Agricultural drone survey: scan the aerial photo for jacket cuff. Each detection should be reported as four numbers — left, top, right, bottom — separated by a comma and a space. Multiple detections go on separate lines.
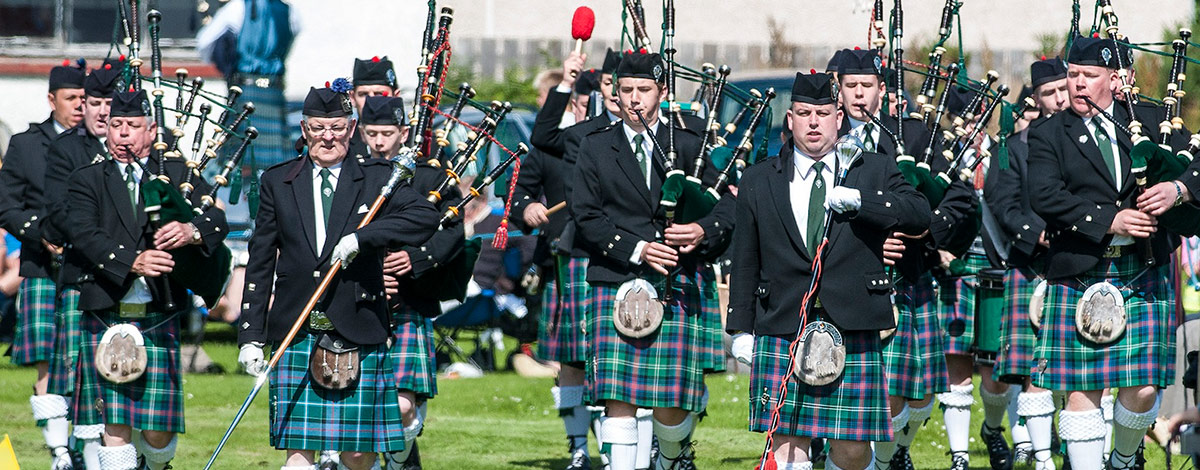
1070, 204, 1118, 244
853, 188, 901, 231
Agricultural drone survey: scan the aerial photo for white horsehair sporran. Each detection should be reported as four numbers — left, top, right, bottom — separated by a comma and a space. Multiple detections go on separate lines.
1028, 278, 1047, 329
1075, 281, 1127, 344
94, 323, 149, 384
792, 320, 846, 386
613, 278, 665, 338
880, 294, 899, 340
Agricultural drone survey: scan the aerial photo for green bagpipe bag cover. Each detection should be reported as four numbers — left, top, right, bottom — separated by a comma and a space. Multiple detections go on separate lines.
141, 178, 233, 307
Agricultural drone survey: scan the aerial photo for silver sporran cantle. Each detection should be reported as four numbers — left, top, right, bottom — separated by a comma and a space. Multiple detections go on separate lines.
1028, 278, 1047, 329
613, 278, 665, 338
1075, 281, 1127, 344
792, 320, 847, 386
94, 323, 148, 384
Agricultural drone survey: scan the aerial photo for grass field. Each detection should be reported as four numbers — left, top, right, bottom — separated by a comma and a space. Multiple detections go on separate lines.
0, 332, 1172, 470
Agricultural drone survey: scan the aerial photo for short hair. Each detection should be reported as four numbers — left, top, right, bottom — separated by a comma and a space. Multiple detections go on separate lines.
534, 69, 565, 94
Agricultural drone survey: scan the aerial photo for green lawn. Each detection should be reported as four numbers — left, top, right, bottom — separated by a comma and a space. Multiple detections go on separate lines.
0, 336, 1170, 469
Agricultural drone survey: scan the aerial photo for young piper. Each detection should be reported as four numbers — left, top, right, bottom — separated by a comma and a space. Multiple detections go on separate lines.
728, 70, 928, 470
348, 56, 400, 159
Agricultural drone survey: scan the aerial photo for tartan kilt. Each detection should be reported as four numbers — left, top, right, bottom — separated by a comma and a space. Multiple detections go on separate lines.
236, 82, 289, 168
390, 308, 437, 399
697, 267, 727, 373
1032, 254, 1176, 391
73, 310, 184, 432
537, 256, 590, 364
48, 289, 83, 397
994, 268, 1040, 383
912, 274, 950, 394
269, 332, 405, 453
748, 331, 891, 442
587, 270, 708, 412
938, 252, 991, 355
884, 278, 926, 400
12, 277, 57, 365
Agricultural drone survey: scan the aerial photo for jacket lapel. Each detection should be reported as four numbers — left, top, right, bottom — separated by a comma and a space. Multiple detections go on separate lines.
1111, 106, 1136, 192
286, 159, 319, 256
768, 144, 809, 259
318, 157, 365, 260
103, 162, 138, 239
1065, 114, 1117, 188
609, 130, 652, 206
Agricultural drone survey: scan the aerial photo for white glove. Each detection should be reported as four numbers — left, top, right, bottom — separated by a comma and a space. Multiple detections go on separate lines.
238, 342, 266, 377
825, 186, 862, 214
331, 233, 360, 266
730, 332, 754, 366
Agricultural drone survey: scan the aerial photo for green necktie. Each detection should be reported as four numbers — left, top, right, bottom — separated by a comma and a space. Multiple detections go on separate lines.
632, 133, 649, 185
123, 164, 137, 212
319, 168, 334, 224
862, 123, 876, 152
1091, 120, 1118, 185
807, 160, 827, 256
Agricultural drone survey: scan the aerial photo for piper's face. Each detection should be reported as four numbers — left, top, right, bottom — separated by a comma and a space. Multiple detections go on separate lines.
1034, 78, 1069, 115
352, 85, 395, 115
599, 73, 620, 115
1067, 64, 1118, 117
787, 101, 842, 158
840, 74, 883, 121
83, 96, 112, 137
49, 88, 85, 129
106, 116, 155, 163
362, 124, 409, 159
617, 77, 665, 125
303, 116, 355, 167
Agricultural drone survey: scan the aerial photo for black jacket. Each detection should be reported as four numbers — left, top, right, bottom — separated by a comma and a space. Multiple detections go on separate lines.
65, 158, 228, 312
238, 154, 438, 346
984, 129, 1046, 269
727, 139, 929, 335
1029, 103, 1189, 279
43, 126, 109, 287
570, 121, 735, 284
0, 118, 60, 278
389, 161, 465, 317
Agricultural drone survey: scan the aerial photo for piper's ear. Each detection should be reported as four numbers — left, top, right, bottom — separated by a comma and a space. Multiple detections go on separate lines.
399, 126, 411, 144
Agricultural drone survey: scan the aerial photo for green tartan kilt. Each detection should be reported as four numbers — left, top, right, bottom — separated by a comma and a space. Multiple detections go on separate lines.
73, 310, 184, 432
270, 332, 406, 453
748, 331, 891, 442
390, 308, 437, 399
695, 266, 726, 373
912, 274, 950, 394
12, 277, 57, 365
939, 252, 991, 355
587, 270, 708, 412
994, 268, 1041, 383
884, 278, 926, 400
48, 289, 83, 397
1032, 255, 1176, 391
537, 256, 590, 364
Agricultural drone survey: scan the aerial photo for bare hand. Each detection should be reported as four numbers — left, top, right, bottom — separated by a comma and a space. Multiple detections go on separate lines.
384, 274, 399, 300
641, 242, 679, 275
41, 240, 62, 255
132, 250, 174, 277
1168, 407, 1200, 434
937, 249, 957, 270
383, 250, 413, 277
522, 202, 550, 228
1137, 181, 1184, 216
1038, 231, 1050, 248
560, 51, 587, 88
1109, 209, 1157, 238
664, 223, 706, 253
154, 221, 196, 251
883, 237, 905, 266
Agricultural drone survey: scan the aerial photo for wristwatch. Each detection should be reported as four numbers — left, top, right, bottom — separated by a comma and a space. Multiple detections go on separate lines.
188, 223, 202, 243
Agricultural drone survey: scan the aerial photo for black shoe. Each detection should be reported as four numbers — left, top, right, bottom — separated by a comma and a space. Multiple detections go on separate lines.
810, 437, 827, 466
564, 450, 590, 470
659, 442, 697, 470
950, 451, 970, 470
888, 446, 915, 470
1105, 446, 1146, 470
981, 424, 1014, 470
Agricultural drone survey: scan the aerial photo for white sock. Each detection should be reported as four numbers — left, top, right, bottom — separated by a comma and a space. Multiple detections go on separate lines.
939, 384, 975, 457
980, 386, 1010, 429
136, 433, 177, 470
653, 414, 695, 467
873, 404, 909, 468
895, 401, 933, 450
1008, 388, 1031, 451
602, 416, 639, 470
386, 413, 424, 467
590, 407, 610, 469
635, 408, 653, 470
1019, 391, 1056, 470
555, 386, 590, 455
1059, 409, 1107, 470
31, 394, 71, 450
97, 444, 138, 470
1110, 397, 1159, 469
781, 462, 814, 470
1101, 393, 1115, 456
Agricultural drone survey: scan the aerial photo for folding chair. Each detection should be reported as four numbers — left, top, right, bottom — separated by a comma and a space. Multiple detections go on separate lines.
433, 287, 502, 372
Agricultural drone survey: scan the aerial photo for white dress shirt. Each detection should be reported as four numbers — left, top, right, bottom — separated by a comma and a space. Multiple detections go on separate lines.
791, 147, 835, 245
848, 116, 881, 153
1082, 103, 1122, 190
624, 120, 661, 264
116, 158, 153, 304
312, 161, 343, 253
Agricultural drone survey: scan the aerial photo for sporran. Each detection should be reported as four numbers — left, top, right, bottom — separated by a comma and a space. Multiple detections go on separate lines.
792, 320, 847, 386
1075, 281, 1127, 344
94, 323, 148, 384
613, 278, 664, 338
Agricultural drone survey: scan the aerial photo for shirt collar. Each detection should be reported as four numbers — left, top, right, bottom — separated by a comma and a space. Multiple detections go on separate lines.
847, 116, 867, 130
792, 146, 833, 180
52, 120, 68, 135
1082, 102, 1117, 128
312, 159, 344, 177
622, 121, 659, 148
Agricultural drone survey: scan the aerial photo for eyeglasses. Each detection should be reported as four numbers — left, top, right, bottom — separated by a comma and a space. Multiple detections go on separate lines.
306, 125, 349, 137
